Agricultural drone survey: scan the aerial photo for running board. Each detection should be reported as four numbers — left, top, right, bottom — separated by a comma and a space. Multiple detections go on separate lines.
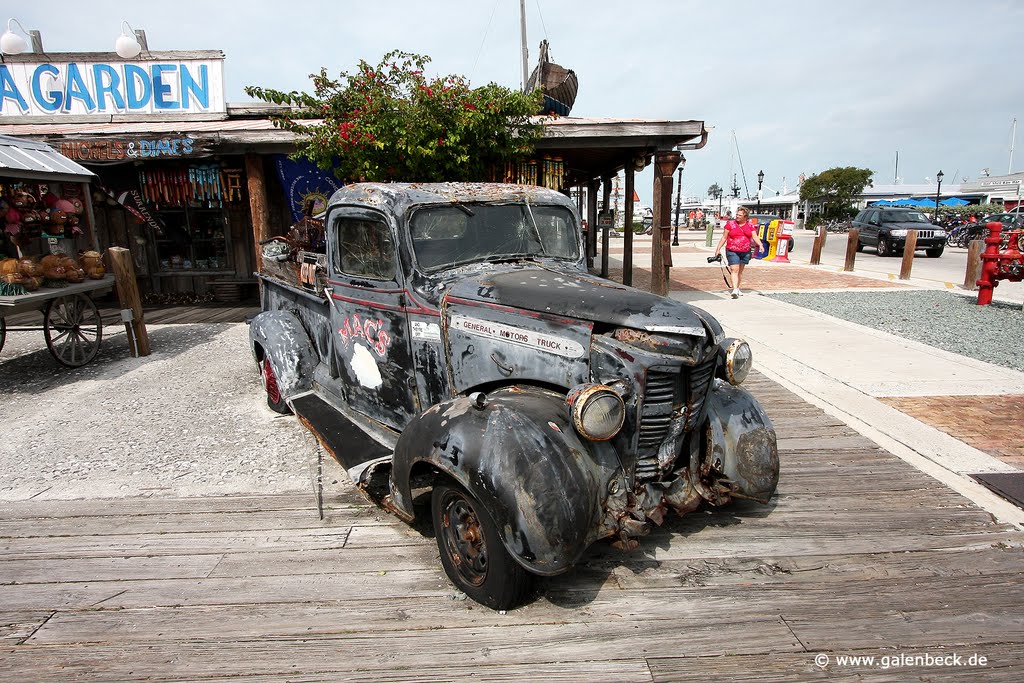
291, 393, 392, 472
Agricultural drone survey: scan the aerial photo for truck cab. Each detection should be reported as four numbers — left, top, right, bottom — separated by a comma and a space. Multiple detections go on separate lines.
250, 182, 778, 609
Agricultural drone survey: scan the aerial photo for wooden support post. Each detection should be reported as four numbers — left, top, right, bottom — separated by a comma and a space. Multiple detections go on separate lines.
899, 230, 918, 280
843, 228, 860, 272
600, 175, 612, 278
810, 227, 824, 265
651, 150, 680, 296
81, 182, 100, 252
586, 179, 599, 268
246, 153, 270, 274
964, 238, 984, 290
623, 168, 635, 286
107, 246, 150, 357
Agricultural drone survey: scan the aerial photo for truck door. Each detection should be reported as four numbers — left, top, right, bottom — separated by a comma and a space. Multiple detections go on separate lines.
324, 208, 417, 430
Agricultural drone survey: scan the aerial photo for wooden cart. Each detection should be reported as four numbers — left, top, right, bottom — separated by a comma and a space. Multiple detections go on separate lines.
0, 276, 115, 367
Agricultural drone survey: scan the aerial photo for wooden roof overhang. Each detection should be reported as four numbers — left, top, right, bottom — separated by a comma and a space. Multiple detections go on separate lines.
535, 116, 708, 184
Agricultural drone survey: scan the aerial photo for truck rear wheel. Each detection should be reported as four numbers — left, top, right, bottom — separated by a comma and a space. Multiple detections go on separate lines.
262, 358, 291, 414
432, 482, 532, 610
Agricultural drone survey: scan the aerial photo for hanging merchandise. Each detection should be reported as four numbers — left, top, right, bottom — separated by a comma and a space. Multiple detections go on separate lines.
137, 164, 225, 209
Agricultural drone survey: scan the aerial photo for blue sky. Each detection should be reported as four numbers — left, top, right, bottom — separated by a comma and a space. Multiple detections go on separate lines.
9, 0, 1023, 205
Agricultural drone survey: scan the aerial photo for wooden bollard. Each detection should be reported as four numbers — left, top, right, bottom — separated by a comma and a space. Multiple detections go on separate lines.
810, 227, 824, 265
107, 247, 151, 357
899, 230, 918, 280
964, 238, 984, 290
843, 228, 860, 272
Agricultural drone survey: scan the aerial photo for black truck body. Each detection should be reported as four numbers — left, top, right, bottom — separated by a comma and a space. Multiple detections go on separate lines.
250, 182, 778, 608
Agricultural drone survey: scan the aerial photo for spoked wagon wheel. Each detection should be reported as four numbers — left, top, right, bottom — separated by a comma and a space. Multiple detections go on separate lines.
44, 294, 103, 367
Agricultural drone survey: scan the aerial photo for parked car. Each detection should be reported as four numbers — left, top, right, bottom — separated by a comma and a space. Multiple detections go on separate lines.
249, 183, 779, 610
749, 213, 795, 253
851, 208, 946, 257
980, 210, 1024, 230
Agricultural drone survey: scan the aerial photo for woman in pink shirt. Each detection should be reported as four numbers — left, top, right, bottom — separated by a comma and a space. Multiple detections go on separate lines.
714, 207, 764, 298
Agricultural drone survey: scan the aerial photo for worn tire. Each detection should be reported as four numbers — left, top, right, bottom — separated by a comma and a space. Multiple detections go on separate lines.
432, 482, 532, 610
855, 240, 864, 252
926, 246, 944, 258
877, 236, 891, 257
262, 358, 291, 414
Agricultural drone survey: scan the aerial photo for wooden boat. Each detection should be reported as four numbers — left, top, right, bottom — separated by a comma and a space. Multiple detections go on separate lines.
524, 40, 578, 116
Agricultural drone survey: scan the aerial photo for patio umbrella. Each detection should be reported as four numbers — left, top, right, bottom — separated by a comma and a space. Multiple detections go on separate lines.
871, 200, 892, 205
940, 197, 969, 206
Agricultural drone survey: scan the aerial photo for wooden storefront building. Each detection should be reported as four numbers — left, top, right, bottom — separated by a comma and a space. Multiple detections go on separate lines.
1, 48, 707, 298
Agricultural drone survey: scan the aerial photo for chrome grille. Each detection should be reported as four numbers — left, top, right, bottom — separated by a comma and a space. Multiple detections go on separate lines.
684, 358, 717, 431
638, 371, 675, 449
635, 358, 718, 481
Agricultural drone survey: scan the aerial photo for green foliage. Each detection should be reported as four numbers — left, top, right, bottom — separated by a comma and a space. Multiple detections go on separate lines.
799, 167, 874, 218
244, 51, 545, 183
935, 202, 1003, 219
707, 183, 723, 200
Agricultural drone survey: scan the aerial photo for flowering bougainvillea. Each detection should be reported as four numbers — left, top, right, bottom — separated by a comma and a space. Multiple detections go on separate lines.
245, 51, 545, 183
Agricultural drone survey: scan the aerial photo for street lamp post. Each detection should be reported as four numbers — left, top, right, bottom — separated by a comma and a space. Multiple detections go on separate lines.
934, 170, 944, 224
756, 169, 764, 212
672, 155, 686, 246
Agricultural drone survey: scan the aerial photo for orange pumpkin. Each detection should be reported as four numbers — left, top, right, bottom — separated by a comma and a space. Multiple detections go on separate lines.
79, 250, 103, 268
1, 272, 26, 285
18, 258, 43, 278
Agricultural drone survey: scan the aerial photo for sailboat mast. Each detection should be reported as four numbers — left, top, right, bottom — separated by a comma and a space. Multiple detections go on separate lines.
520, 0, 529, 91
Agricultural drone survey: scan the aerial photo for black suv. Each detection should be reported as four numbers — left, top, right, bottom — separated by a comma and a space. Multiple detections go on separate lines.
851, 208, 946, 257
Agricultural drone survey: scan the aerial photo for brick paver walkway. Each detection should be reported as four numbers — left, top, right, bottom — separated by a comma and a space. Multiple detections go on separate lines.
879, 395, 1024, 470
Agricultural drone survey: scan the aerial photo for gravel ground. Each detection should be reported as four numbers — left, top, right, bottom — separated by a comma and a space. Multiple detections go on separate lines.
767, 289, 1024, 372
0, 323, 318, 501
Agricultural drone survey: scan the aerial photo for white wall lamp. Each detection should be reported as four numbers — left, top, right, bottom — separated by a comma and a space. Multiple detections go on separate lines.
1, 17, 31, 55
115, 20, 143, 59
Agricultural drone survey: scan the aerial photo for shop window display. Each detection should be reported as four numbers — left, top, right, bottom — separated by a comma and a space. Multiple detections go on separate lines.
154, 207, 229, 273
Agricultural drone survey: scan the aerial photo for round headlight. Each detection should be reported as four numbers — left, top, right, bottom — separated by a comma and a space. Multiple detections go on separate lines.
567, 384, 626, 441
725, 339, 752, 385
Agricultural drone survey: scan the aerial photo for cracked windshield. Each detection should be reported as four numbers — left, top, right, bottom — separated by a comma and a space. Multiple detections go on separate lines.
410, 203, 579, 272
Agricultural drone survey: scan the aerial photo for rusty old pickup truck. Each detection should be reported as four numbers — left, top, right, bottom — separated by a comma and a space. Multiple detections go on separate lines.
249, 182, 778, 609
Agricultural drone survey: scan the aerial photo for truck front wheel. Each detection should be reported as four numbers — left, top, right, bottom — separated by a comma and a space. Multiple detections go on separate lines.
432, 482, 532, 610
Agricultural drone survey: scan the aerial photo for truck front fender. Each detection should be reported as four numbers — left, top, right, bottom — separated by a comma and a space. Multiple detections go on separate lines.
249, 310, 318, 401
391, 386, 615, 576
705, 378, 779, 503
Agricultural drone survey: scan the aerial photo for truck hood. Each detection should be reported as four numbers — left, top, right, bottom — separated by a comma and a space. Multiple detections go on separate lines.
444, 265, 720, 341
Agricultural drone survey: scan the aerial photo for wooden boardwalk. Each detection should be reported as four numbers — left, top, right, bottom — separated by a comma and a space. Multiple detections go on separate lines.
2, 374, 1023, 681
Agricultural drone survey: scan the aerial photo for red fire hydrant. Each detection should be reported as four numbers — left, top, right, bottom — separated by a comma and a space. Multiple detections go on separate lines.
977, 221, 1024, 305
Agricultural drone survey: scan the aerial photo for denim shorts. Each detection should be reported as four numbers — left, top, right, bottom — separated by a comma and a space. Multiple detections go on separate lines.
726, 249, 751, 265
